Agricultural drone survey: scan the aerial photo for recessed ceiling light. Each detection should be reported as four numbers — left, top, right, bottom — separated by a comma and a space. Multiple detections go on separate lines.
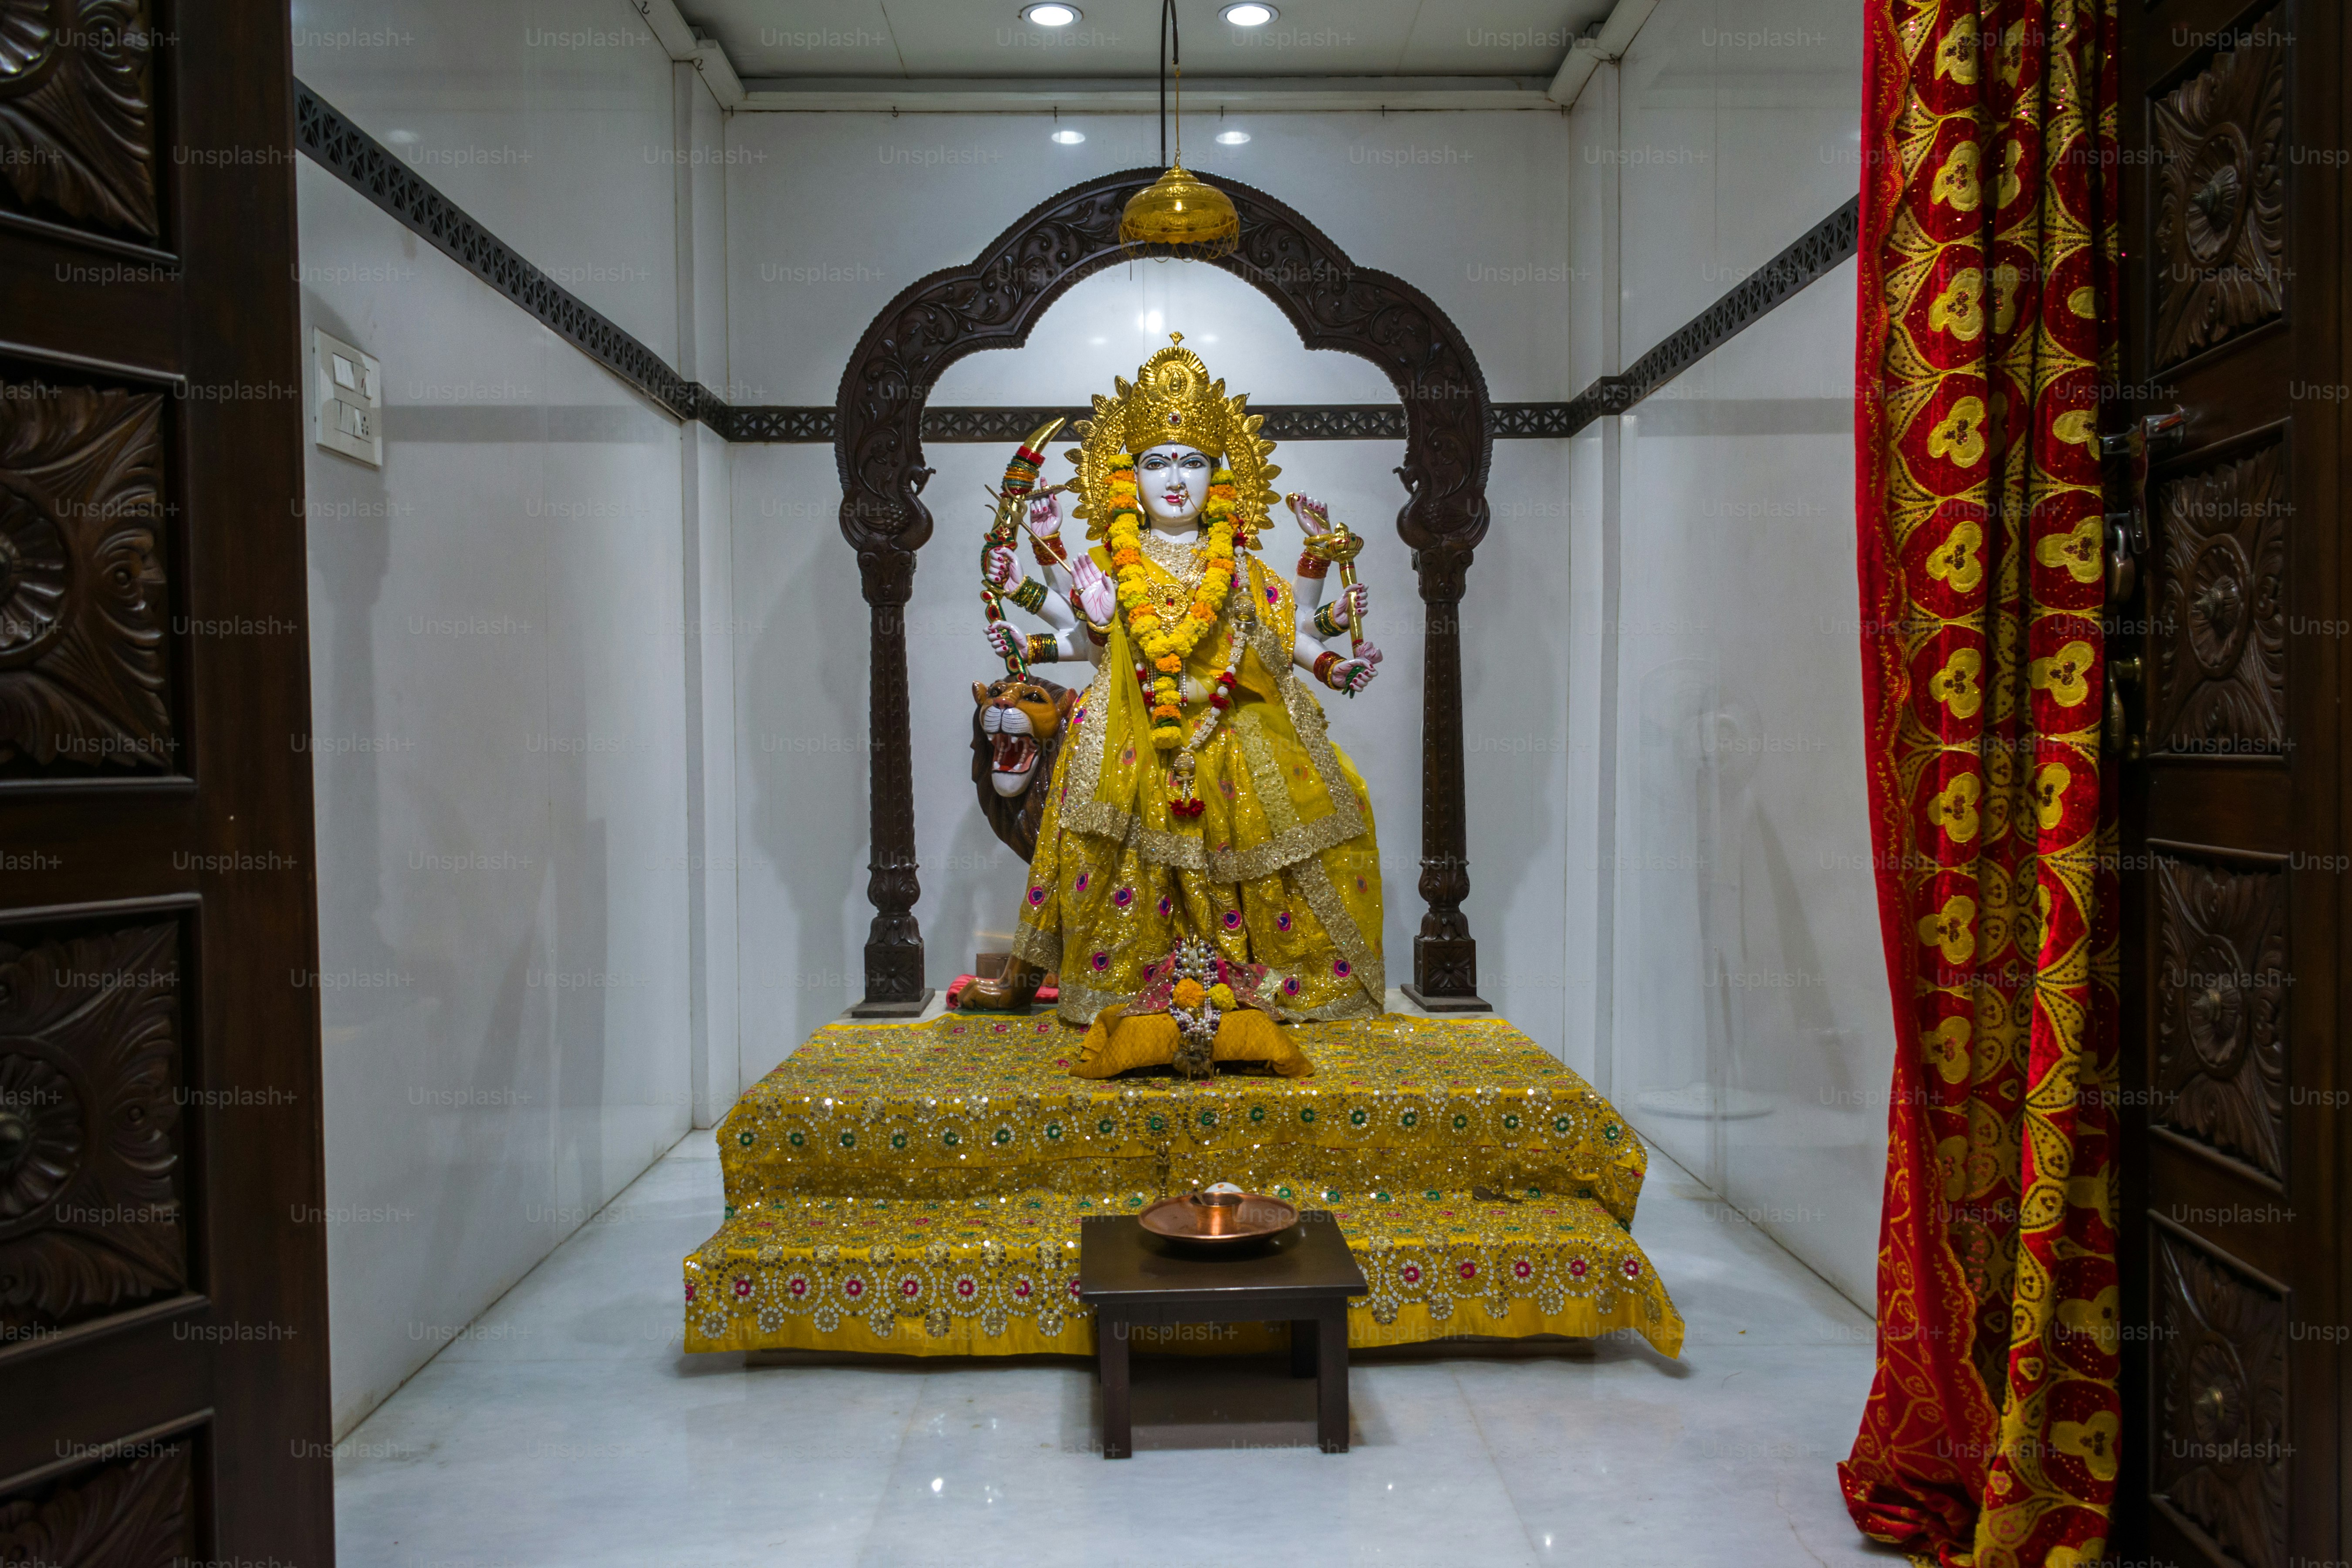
1051, 128, 1086, 144
386, 129, 420, 145
1021, 3, 1080, 25
1214, 129, 1250, 145
1220, 3, 1277, 24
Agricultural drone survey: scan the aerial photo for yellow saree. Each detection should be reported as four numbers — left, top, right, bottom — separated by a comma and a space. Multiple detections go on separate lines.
1010, 547, 1385, 1024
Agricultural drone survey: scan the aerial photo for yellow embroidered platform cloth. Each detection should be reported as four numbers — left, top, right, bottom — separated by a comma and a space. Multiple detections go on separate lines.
683, 1012, 1684, 1359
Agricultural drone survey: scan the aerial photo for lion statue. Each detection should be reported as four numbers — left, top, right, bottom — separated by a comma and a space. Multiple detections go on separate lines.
971, 674, 1078, 862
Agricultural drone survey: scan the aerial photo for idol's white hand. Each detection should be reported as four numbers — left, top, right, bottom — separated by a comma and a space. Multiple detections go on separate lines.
1071, 554, 1115, 625
1027, 491, 1064, 540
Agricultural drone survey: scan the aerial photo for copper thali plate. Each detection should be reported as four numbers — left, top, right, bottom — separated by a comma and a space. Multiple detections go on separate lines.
1138, 1191, 1299, 1248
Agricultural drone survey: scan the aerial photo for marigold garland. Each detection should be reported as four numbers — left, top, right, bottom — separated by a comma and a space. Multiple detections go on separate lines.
1104, 454, 1242, 750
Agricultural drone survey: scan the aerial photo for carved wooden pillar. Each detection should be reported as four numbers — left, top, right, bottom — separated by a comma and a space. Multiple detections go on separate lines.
1402, 544, 1487, 1010
851, 541, 930, 1015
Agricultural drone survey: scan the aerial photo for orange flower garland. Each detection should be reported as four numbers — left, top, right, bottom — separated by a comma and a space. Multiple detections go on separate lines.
1105, 453, 1240, 748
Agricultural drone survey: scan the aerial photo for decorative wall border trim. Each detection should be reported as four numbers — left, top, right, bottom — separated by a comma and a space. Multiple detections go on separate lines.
291, 81, 1857, 448
1559, 194, 1862, 431
713, 404, 1580, 444
293, 81, 710, 425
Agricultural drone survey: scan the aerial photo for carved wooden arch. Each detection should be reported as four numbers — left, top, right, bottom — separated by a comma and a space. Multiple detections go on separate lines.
837, 166, 1492, 1014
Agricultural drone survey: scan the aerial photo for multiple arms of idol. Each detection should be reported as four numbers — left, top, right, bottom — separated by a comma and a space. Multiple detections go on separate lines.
982, 493, 1112, 670
982, 492, 1382, 696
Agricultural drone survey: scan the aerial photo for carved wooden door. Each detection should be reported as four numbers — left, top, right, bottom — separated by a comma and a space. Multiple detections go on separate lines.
0, 3, 334, 1563
2114, 3, 2341, 1563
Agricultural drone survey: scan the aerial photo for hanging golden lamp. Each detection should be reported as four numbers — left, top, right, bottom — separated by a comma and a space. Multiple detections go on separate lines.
1120, 0, 1240, 261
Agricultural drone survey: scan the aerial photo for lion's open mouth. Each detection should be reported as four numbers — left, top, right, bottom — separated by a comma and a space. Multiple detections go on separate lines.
991, 733, 1039, 776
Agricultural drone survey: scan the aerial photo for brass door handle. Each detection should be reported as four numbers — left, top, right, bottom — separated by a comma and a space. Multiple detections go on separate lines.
2099, 406, 2187, 564
2099, 405, 2188, 464
2099, 409, 2183, 758
2105, 514, 2138, 601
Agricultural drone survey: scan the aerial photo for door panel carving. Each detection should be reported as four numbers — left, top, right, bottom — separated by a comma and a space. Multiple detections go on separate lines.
2151, 442, 2285, 756
0, 918, 186, 1336
2151, 854, 2287, 1182
0, 0, 159, 240
2153, 1227, 2288, 1568
0, 380, 174, 777
2149, 19, 2287, 366
2120, 4, 2342, 1565
0, 0, 327, 1551
0, 1436, 193, 1563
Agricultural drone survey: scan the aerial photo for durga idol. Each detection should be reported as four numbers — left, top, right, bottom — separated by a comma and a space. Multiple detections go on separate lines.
962, 335, 1388, 1025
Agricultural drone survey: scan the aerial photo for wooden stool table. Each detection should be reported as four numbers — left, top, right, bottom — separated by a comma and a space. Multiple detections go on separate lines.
1077, 1210, 1366, 1458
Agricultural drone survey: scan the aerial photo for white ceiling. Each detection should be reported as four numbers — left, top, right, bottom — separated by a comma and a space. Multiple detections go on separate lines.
681, 0, 1618, 83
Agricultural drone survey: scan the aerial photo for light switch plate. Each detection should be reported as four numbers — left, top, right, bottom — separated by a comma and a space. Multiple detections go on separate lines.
314, 328, 382, 467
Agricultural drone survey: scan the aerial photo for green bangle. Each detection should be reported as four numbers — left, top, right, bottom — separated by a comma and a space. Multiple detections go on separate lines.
1311, 601, 1346, 639
1010, 577, 1050, 614
1025, 633, 1059, 664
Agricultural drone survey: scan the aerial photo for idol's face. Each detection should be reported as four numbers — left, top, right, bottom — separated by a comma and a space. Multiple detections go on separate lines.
1135, 444, 1213, 527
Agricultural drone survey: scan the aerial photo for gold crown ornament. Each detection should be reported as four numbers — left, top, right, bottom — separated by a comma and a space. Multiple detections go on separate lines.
1067, 335, 1281, 542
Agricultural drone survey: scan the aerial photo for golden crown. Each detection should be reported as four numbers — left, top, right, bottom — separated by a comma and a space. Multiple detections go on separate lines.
1068, 334, 1281, 541
1118, 341, 1233, 457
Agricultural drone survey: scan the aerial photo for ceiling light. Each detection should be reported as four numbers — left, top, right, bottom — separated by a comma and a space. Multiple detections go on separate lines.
1021, 3, 1080, 25
1220, 3, 1277, 24
1051, 128, 1086, 144
1215, 129, 1250, 145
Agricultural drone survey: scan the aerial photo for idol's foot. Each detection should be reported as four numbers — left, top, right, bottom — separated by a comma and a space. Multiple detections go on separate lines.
959, 959, 1043, 1011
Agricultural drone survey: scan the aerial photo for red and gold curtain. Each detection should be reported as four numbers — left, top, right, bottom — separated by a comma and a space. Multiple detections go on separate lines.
1842, 3, 2122, 1565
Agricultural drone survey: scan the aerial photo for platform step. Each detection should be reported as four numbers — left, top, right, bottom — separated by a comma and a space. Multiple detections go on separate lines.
715, 1012, 1654, 1224
682, 1185, 1683, 1360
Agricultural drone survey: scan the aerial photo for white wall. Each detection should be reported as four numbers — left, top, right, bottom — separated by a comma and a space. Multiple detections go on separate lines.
1563, 0, 1889, 1307
293, 0, 733, 1435
720, 109, 1585, 1075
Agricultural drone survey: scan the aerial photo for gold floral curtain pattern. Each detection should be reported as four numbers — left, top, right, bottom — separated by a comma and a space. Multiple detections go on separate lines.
1840, 2, 2123, 1565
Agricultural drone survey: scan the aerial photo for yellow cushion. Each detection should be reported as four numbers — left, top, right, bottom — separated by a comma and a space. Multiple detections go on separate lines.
1071, 1006, 1314, 1079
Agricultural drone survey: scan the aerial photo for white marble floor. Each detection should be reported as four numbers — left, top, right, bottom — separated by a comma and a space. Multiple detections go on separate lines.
333, 1133, 1906, 1567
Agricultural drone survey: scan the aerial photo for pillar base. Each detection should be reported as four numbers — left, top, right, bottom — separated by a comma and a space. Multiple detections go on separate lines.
848, 988, 934, 1019
1400, 984, 1492, 1014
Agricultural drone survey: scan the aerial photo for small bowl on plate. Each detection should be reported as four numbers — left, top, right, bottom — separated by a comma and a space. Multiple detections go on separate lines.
1138, 1189, 1299, 1250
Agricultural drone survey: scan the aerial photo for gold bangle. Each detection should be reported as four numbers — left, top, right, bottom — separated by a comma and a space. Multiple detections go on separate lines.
1025, 633, 1059, 664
